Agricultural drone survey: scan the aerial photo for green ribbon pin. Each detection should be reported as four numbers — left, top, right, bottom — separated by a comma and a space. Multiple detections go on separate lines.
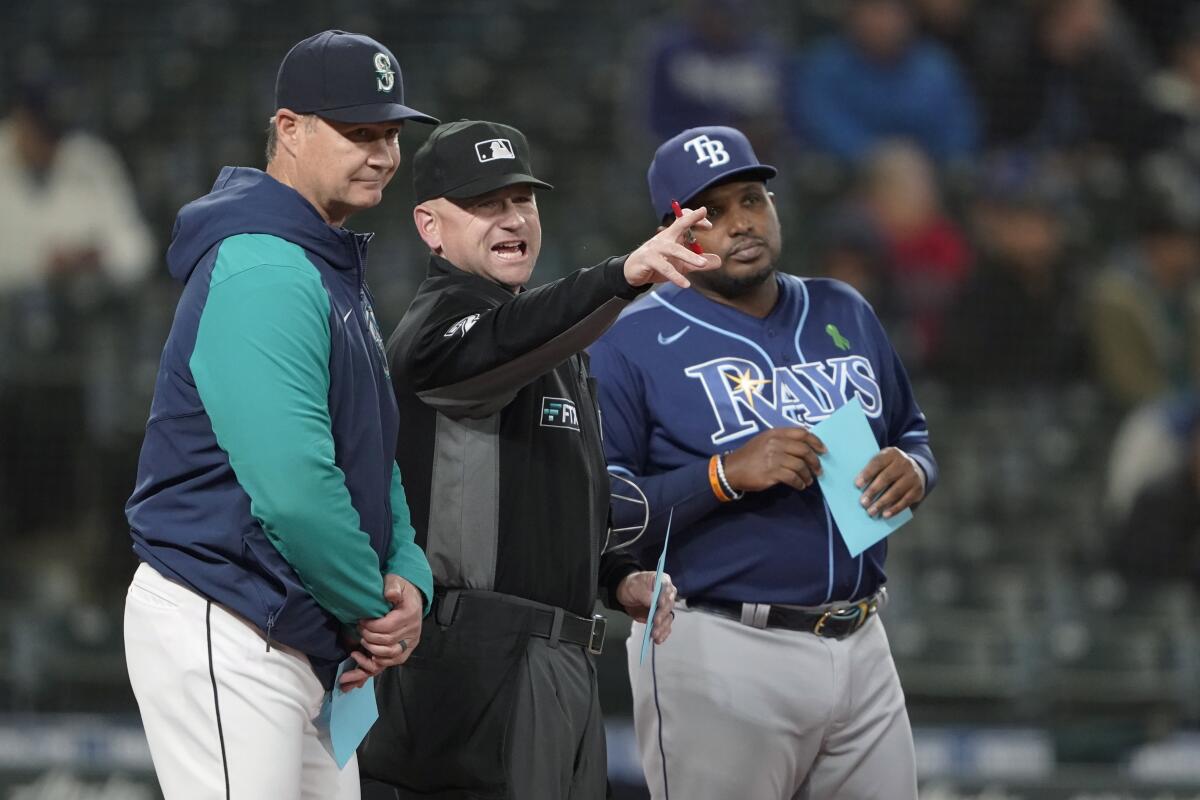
826, 323, 851, 351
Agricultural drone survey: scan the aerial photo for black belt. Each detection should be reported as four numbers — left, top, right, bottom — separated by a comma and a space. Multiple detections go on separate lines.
433, 588, 606, 655
687, 593, 882, 640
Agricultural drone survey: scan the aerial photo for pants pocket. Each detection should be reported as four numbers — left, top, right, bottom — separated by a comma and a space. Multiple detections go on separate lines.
127, 568, 182, 611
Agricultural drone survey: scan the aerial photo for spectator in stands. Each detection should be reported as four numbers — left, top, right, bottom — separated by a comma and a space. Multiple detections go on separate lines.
0, 83, 154, 541
791, 0, 979, 164
1106, 392, 1199, 521
1148, 8, 1200, 162
813, 204, 898, 330
628, 0, 785, 157
973, 0, 1165, 158
857, 141, 972, 367
0, 84, 152, 295
1111, 400, 1200, 586
1086, 193, 1200, 409
940, 153, 1084, 390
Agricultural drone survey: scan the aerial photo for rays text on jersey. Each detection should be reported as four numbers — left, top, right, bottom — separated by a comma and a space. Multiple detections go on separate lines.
684, 355, 883, 445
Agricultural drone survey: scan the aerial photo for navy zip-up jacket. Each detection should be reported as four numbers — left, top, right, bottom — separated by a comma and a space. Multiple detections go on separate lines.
126, 167, 432, 687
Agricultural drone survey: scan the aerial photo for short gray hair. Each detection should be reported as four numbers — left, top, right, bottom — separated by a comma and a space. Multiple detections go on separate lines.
265, 117, 278, 164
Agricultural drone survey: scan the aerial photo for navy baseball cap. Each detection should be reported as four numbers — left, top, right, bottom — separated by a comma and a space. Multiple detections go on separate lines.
275, 30, 438, 125
413, 120, 552, 203
647, 126, 777, 220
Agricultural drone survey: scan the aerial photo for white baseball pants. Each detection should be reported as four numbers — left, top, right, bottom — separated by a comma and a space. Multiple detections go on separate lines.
124, 562, 359, 799
629, 601, 917, 800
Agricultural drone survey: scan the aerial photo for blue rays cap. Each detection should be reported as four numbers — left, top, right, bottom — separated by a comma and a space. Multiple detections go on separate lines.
276, 30, 438, 125
647, 126, 777, 221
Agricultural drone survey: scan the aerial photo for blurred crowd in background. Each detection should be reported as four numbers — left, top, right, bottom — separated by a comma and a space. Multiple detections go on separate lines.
5, 0, 1200, 795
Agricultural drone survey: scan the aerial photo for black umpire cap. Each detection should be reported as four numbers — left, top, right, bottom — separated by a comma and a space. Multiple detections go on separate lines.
412, 120, 553, 203
275, 30, 438, 125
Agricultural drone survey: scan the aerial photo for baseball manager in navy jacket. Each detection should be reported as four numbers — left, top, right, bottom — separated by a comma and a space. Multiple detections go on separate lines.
357, 120, 716, 800
123, 31, 437, 799
589, 126, 937, 799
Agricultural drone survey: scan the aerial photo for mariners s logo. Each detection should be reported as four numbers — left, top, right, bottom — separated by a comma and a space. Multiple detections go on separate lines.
374, 52, 395, 92
686, 356, 883, 445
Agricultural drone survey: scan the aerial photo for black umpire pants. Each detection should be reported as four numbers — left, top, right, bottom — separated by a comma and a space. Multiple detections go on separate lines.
359, 592, 607, 800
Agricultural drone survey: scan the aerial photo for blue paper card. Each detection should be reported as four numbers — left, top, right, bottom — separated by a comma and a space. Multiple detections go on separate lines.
811, 398, 912, 557
639, 508, 673, 664
323, 657, 379, 769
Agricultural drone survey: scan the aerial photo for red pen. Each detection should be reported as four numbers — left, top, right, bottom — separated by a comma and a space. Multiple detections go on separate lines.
671, 200, 704, 255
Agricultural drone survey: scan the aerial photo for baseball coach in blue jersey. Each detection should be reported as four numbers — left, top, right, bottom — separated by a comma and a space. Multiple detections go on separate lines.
123, 31, 436, 799
588, 125, 937, 799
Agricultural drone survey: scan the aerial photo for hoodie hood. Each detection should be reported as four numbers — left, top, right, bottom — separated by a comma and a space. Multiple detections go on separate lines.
167, 166, 358, 283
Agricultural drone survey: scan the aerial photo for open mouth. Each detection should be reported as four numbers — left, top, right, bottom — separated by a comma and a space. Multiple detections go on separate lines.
491, 240, 528, 260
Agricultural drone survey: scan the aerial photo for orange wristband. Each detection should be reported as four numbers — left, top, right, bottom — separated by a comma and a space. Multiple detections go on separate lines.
708, 455, 734, 502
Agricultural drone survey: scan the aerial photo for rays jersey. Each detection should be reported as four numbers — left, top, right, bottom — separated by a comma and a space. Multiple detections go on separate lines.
588, 274, 937, 606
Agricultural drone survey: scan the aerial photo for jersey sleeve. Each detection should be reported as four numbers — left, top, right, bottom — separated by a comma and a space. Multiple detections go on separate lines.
404, 257, 644, 419
190, 259, 391, 624
872, 317, 938, 495
387, 462, 433, 616
590, 335, 723, 560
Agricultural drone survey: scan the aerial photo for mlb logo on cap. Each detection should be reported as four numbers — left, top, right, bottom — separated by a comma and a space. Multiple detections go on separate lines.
413, 120, 553, 203
475, 139, 516, 163
647, 126, 777, 220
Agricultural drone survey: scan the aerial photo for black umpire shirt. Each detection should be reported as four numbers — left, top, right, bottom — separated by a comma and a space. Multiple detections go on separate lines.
388, 254, 641, 617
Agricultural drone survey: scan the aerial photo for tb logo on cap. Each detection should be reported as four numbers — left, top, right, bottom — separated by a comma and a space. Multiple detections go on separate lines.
683, 134, 730, 168
476, 139, 516, 163
374, 52, 395, 92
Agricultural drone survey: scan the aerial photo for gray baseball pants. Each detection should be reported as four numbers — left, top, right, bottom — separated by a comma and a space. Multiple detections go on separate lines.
629, 601, 917, 800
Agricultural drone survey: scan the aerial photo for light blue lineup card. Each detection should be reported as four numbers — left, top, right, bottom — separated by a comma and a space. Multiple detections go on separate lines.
810, 397, 912, 557
640, 508, 673, 664
321, 657, 379, 769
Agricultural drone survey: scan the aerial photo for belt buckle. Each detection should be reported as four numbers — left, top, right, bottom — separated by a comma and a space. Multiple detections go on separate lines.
812, 609, 837, 637
812, 600, 872, 639
588, 614, 606, 655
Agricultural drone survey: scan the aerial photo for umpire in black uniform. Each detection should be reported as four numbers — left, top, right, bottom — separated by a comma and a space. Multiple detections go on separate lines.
358, 120, 718, 799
